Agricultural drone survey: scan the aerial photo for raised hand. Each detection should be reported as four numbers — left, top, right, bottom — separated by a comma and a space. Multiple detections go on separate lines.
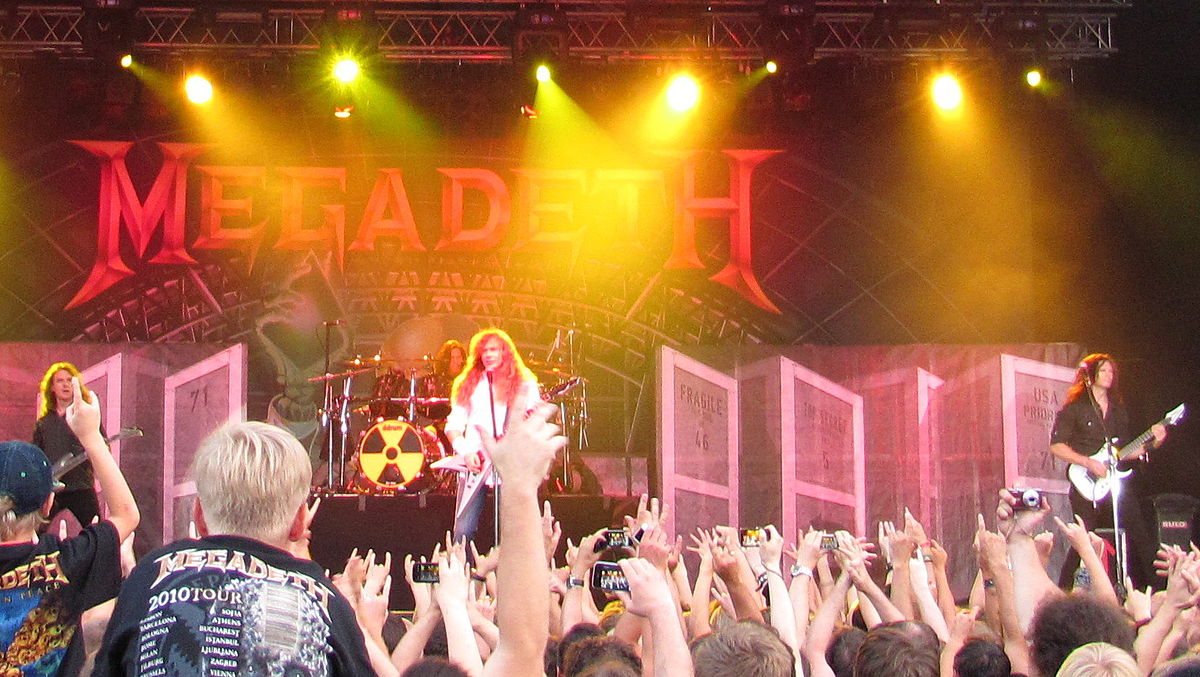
759, 525, 784, 572
616, 558, 675, 619
477, 401, 566, 491
542, 501, 563, 563
65, 377, 103, 443
996, 488, 1051, 538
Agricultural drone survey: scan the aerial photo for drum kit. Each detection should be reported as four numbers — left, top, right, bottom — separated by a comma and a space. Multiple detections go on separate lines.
308, 354, 456, 495
310, 329, 588, 496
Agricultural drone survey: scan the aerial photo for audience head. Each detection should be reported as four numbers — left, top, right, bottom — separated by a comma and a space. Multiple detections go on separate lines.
854, 621, 940, 677
827, 627, 867, 677
400, 658, 470, 677
692, 620, 795, 677
558, 623, 606, 675
191, 421, 312, 545
1152, 656, 1200, 677
0, 441, 54, 539
953, 638, 1010, 677
1056, 642, 1139, 677
562, 636, 641, 677
1030, 594, 1134, 677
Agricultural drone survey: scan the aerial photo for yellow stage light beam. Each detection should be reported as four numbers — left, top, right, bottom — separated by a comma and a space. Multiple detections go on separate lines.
931, 73, 962, 111
185, 74, 213, 104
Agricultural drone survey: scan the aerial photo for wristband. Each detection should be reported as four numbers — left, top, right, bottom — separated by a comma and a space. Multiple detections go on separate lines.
471, 572, 487, 583
566, 576, 586, 589
790, 564, 814, 579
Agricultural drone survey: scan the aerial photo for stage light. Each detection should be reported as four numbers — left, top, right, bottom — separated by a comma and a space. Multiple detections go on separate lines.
334, 105, 354, 119
333, 58, 360, 83
536, 64, 551, 83
520, 104, 539, 119
666, 74, 700, 112
185, 74, 213, 104
1025, 69, 1043, 88
931, 74, 962, 111
119, 53, 133, 68
765, 61, 778, 74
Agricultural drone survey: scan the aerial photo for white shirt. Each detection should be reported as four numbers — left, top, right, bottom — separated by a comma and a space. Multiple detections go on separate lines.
445, 375, 541, 462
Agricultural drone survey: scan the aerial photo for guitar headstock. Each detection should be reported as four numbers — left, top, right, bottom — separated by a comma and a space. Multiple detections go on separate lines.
1165, 404, 1186, 426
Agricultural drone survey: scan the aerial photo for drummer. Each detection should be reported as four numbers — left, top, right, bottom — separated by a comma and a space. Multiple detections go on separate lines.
422, 340, 466, 423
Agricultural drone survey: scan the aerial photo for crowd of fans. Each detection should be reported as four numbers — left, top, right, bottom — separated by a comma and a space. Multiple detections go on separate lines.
4, 376, 1200, 676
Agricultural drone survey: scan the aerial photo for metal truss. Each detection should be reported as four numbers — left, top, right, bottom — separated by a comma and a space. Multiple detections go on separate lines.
0, 1, 1126, 64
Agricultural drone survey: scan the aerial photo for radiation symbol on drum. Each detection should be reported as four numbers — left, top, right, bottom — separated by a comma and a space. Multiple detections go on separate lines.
358, 420, 427, 488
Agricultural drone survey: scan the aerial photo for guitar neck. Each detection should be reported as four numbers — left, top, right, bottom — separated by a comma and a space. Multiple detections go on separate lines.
1117, 418, 1164, 460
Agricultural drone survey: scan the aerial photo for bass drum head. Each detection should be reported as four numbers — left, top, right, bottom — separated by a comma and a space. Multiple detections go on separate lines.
356, 420, 430, 490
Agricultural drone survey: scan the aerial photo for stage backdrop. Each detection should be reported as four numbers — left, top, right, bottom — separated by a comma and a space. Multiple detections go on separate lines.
661, 342, 1089, 595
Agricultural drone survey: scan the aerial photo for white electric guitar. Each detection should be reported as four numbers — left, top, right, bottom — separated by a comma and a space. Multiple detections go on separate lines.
1067, 404, 1185, 503
432, 377, 582, 518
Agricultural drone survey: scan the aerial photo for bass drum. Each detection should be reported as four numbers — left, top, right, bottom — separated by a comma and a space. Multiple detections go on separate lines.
352, 420, 441, 493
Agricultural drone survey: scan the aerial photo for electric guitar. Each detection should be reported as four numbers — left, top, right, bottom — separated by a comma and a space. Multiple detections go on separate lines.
1067, 404, 1185, 503
432, 377, 582, 518
51, 427, 144, 480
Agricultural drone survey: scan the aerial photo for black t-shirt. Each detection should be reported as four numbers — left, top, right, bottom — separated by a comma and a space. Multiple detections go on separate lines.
32, 413, 99, 493
92, 535, 374, 677
1050, 395, 1131, 465
0, 520, 122, 676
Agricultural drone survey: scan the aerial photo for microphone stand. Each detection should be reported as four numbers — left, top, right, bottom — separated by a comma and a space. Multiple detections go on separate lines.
486, 371, 501, 545
1087, 377, 1128, 593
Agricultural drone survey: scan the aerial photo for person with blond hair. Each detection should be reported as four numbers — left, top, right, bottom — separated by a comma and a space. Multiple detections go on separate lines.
1056, 642, 1140, 677
1, 375, 138, 676
92, 421, 382, 676
33, 361, 104, 524
444, 328, 540, 544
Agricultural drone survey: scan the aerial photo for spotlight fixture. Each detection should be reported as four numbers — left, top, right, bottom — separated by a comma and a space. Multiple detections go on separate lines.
333, 57, 360, 83
520, 104, 539, 119
536, 64, 551, 83
334, 105, 354, 119
666, 74, 700, 112
119, 53, 133, 68
185, 74, 213, 104
931, 73, 962, 111
1025, 68, 1043, 87
765, 61, 778, 74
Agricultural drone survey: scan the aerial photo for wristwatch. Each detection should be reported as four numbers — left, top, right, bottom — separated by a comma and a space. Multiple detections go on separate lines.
790, 564, 814, 579
566, 575, 586, 589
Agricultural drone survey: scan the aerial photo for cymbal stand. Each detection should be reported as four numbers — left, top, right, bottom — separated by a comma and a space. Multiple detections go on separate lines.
321, 322, 336, 489
337, 375, 353, 490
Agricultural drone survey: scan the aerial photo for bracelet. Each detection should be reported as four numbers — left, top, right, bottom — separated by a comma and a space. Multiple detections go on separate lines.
471, 572, 488, 583
790, 564, 814, 579
566, 575, 586, 589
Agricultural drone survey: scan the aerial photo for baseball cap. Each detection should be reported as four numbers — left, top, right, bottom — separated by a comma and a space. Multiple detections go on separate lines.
0, 441, 54, 516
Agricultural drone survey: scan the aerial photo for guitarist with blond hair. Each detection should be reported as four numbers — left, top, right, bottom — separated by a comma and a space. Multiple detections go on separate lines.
1050, 353, 1168, 589
445, 328, 541, 544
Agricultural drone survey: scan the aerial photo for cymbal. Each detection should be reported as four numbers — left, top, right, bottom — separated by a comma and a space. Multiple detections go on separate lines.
526, 358, 574, 376
343, 356, 432, 369
368, 396, 451, 405
306, 367, 374, 383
